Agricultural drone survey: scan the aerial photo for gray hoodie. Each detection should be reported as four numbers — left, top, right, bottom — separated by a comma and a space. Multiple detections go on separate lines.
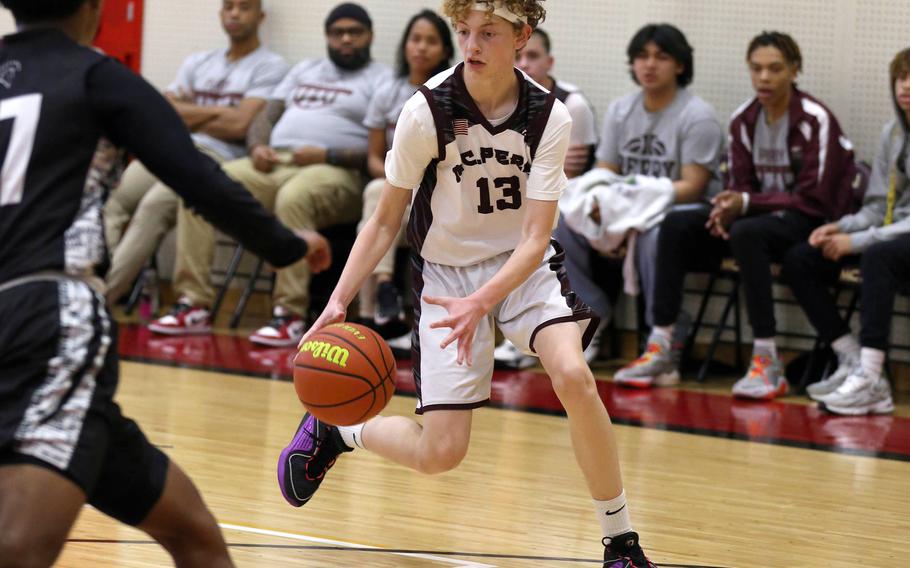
838, 119, 910, 251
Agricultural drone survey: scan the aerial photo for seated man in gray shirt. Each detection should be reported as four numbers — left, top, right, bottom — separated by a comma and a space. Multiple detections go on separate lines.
150, 2, 390, 346
547, 24, 723, 369
104, 0, 288, 303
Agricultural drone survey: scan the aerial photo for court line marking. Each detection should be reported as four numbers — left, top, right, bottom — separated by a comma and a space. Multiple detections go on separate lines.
67, 539, 727, 567
219, 522, 497, 567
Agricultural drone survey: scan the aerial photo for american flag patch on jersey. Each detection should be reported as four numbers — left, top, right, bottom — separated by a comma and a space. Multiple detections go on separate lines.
453, 119, 469, 136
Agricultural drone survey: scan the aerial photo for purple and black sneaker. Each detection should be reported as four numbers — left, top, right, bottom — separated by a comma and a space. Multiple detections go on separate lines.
277, 412, 351, 507
603, 532, 657, 568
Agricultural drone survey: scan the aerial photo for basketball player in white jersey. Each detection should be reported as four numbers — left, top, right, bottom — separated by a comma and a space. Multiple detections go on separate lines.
276, 2, 656, 566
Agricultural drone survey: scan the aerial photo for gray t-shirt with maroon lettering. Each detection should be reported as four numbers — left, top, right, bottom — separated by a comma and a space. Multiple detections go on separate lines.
270, 58, 391, 151
167, 46, 288, 160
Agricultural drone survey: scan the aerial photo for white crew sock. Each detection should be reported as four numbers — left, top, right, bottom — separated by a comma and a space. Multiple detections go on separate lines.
753, 338, 777, 359
831, 334, 860, 359
336, 423, 367, 450
860, 347, 885, 380
593, 490, 633, 538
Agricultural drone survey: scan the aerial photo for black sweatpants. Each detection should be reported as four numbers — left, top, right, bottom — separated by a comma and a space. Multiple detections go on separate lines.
653, 208, 821, 338
784, 233, 910, 350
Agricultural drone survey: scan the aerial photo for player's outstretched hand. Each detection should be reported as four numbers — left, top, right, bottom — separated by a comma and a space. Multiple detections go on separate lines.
424, 295, 486, 366
296, 229, 332, 274
297, 299, 347, 349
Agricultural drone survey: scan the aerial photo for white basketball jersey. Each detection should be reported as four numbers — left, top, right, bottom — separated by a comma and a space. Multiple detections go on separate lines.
385, 64, 571, 267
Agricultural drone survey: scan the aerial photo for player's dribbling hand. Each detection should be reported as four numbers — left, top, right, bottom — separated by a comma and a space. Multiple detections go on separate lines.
809, 222, 841, 247
252, 145, 281, 172
424, 295, 486, 366
296, 229, 332, 274
297, 300, 347, 349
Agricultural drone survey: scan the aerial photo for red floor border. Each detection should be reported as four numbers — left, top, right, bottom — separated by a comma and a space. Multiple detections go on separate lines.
118, 326, 910, 461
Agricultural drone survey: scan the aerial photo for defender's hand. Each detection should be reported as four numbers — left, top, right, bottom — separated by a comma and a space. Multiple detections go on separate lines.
295, 229, 332, 274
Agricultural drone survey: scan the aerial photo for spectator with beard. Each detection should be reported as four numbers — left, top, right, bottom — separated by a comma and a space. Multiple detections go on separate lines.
150, 2, 391, 346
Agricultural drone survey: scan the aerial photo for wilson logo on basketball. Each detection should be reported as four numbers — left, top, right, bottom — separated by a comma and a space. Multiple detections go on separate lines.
299, 341, 350, 368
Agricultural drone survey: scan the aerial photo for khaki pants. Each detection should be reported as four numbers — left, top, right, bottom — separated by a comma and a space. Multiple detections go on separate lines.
174, 153, 363, 316
356, 177, 411, 318
104, 145, 224, 302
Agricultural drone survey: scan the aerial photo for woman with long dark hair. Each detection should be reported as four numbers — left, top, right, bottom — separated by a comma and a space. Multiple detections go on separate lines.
357, 9, 454, 335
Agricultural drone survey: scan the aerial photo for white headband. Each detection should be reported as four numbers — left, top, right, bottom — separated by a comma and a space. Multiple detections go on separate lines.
471, 1, 527, 25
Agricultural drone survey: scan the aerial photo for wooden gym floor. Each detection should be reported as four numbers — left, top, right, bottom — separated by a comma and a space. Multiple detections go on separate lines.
55, 325, 910, 567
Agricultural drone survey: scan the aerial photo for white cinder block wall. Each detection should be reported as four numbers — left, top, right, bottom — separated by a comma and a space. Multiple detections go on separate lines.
3, 1, 909, 355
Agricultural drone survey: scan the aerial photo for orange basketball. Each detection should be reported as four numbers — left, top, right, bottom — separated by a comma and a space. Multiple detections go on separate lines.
293, 322, 397, 426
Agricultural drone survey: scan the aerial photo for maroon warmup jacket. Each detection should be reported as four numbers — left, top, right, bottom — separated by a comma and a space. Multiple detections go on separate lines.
727, 86, 855, 220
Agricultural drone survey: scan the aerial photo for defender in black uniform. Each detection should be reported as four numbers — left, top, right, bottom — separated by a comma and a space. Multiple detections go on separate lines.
0, 1, 330, 565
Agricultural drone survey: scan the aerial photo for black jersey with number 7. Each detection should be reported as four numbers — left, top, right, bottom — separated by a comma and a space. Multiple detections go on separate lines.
0, 28, 306, 284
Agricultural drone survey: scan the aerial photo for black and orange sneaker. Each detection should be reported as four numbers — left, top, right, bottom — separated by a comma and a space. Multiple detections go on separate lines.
603, 532, 657, 568
277, 413, 351, 507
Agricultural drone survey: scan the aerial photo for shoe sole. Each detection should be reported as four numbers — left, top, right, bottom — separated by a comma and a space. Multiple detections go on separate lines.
807, 389, 841, 403
820, 399, 895, 416
733, 381, 789, 401
614, 370, 679, 389
148, 324, 212, 335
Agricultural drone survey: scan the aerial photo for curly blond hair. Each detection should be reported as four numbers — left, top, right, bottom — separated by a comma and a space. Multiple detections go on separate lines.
442, 0, 546, 30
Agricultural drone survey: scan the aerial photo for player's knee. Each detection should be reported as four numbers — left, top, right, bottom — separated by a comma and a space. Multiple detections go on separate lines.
548, 360, 597, 405
150, 507, 224, 558
416, 440, 467, 474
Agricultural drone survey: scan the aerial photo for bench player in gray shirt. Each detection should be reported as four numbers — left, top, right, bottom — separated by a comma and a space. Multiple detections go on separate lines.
104, 0, 287, 302
494, 26, 602, 368
783, 47, 910, 415
151, 2, 390, 347
552, 24, 723, 369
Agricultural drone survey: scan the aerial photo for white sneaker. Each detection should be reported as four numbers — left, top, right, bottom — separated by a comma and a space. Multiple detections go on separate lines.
493, 339, 537, 369
614, 333, 680, 388
806, 350, 859, 401
249, 306, 305, 347
387, 332, 412, 358
731, 352, 788, 400
818, 372, 894, 416
148, 297, 212, 335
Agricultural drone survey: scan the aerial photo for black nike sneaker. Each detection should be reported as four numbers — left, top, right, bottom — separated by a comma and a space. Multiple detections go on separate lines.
603, 531, 657, 568
277, 413, 352, 507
